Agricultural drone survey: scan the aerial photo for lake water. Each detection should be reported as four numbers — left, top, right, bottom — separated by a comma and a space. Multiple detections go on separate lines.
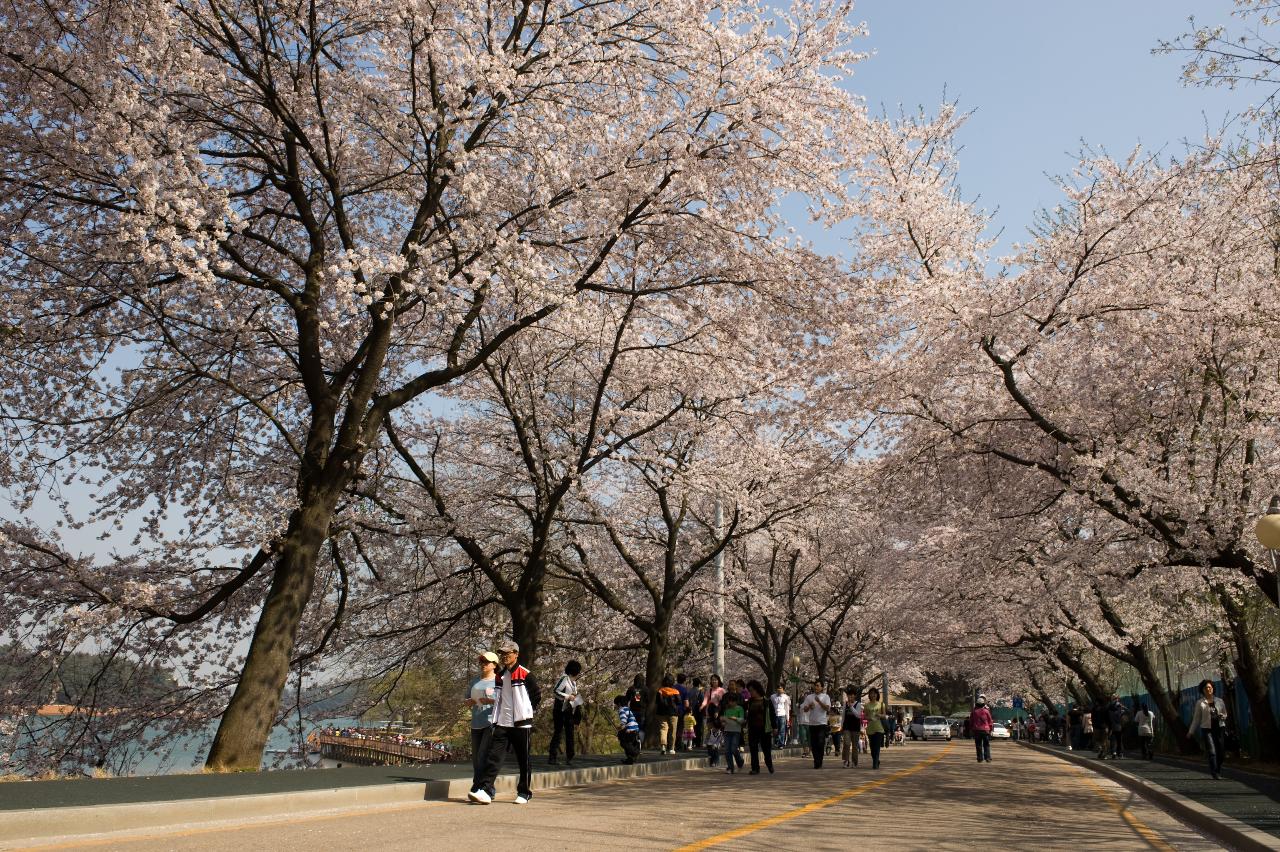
11, 716, 361, 777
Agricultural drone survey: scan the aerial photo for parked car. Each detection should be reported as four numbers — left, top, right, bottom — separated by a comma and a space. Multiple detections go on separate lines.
990, 723, 1011, 739
908, 715, 953, 741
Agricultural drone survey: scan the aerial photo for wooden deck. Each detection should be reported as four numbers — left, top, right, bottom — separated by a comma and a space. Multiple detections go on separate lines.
312, 733, 462, 766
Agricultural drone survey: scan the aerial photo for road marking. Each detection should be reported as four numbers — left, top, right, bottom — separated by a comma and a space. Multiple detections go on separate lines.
14, 798, 448, 850
675, 743, 956, 851
1064, 765, 1176, 852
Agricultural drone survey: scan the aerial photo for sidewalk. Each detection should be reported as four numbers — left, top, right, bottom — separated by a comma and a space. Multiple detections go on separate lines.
1023, 742, 1280, 850
0, 748, 743, 848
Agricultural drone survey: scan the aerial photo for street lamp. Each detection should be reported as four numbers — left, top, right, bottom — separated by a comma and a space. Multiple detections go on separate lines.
1255, 495, 1280, 562
924, 688, 933, 716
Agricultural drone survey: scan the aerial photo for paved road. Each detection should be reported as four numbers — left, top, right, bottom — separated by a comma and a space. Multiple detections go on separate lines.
17, 741, 1221, 851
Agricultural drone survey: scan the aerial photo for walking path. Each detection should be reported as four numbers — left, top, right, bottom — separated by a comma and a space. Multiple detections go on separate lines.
2, 741, 1225, 851
1023, 741, 1280, 849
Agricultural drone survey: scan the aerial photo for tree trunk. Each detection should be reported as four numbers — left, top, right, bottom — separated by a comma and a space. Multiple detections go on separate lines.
1128, 643, 1196, 754
205, 496, 335, 770
1218, 588, 1280, 761
1054, 647, 1109, 705
766, 653, 785, 695
642, 623, 669, 748
508, 592, 545, 669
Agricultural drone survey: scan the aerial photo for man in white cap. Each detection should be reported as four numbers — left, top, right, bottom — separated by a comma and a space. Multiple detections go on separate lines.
464, 651, 498, 793
469, 639, 542, 804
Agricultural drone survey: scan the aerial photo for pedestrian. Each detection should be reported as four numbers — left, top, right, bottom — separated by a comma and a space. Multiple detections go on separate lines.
657, 674, 684, 755
721, 692, 746, 773
675, 673, 692, 751
706, 718, 724, 767
969, 694, 994, 763
1187, 679, 1228, 779
800, 679, 832, 768
683, 712, 697, 751
626, 675, 648, 744
701, 674, 725, 727
863, 687, 887, 769
771, 684, 791, 748
744, 680, 776, 774
1090, 700, 1108, 758
614, 694, 642, 764
548, 659, 582, 766
841, 688, 862, 767
1134, 702, 1155, 760
469, 639, 541, 805
1067, 704, 1082, 751
691, 677, 707, 747
827, 703, 843, 758
464, 650, 498, 794
1107, 694, 1126, 759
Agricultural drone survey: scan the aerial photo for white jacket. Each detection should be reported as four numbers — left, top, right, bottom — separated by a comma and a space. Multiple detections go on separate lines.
1189, 697, 1227, 732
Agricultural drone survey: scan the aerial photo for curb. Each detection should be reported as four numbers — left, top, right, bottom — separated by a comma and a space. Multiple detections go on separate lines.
0, 752, 726, 849
1021, 742, 1280, 851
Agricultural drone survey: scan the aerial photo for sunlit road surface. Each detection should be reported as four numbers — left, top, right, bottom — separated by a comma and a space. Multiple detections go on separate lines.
21, 741, 1221, 852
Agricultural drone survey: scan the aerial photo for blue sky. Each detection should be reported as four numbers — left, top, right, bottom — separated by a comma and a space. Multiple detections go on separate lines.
827, 0, 1259, 256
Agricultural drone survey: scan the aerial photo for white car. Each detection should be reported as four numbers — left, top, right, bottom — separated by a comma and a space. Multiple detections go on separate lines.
990, 723, 1011, 739
908, 715, 953, 741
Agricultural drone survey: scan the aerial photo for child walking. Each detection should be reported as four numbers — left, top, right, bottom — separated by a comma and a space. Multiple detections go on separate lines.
721, 693, 746, 773
705, 720, 724, 767
614, 694, 642, 764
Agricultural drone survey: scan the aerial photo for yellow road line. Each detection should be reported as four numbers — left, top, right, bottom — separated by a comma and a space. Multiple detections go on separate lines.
15, 798, 446, 850
1065, 765, 1176, 852
675, 742, 956, 851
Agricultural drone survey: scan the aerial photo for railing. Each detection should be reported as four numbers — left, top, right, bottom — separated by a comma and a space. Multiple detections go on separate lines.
312, 732, 463, 766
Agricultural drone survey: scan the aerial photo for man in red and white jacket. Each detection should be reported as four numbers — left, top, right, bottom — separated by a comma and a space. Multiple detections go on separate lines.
469, 639, 542, 804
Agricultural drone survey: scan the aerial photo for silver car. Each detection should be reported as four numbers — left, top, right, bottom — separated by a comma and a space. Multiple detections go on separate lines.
908, 715, 952, 741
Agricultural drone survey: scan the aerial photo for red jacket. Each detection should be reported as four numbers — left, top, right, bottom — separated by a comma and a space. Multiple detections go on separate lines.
969, 706, 994, 733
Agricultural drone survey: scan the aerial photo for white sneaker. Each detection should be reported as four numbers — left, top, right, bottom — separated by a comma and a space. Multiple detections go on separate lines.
514, 795, 530, 805
467, 789, 492, 804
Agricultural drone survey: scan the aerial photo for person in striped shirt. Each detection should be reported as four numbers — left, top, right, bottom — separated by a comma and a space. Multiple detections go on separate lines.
614, 694, 642, 764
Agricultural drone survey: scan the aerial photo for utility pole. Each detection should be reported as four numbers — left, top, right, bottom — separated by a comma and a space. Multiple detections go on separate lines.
714, 498, 725, 681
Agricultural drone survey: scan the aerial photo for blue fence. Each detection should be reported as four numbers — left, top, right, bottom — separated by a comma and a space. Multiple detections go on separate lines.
1019, 664, 1280, 755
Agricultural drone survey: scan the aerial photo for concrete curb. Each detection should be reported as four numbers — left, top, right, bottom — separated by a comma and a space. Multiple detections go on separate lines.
1021, 742, 1280, 851
0, 752, 726, 848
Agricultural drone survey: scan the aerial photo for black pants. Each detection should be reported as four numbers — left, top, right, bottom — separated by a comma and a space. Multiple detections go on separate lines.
476, 725, 533, 799
809, 724, 829, 768
974, 731, 991, 762
617, 729, 641, 763
470, 727, 493, 793
748, 727, 774, 772
870, 731, 884, 768
830, 730, 842, 754
693, 711, 705, 748
549, 708, 575, 762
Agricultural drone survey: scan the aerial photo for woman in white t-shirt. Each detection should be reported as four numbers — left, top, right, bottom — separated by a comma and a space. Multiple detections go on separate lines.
1133, 702, 1156, 760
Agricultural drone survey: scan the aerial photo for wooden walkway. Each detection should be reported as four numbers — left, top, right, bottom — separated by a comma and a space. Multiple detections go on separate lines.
311, 732, 462, 766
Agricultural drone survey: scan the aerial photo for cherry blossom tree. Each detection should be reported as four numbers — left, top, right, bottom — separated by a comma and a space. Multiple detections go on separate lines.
0, 0, 872, 769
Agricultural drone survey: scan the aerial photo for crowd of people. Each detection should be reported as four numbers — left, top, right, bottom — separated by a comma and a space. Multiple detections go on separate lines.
462, 645, 919, 804
1004, 680, 1231, 780
462, 645, 1238, 805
